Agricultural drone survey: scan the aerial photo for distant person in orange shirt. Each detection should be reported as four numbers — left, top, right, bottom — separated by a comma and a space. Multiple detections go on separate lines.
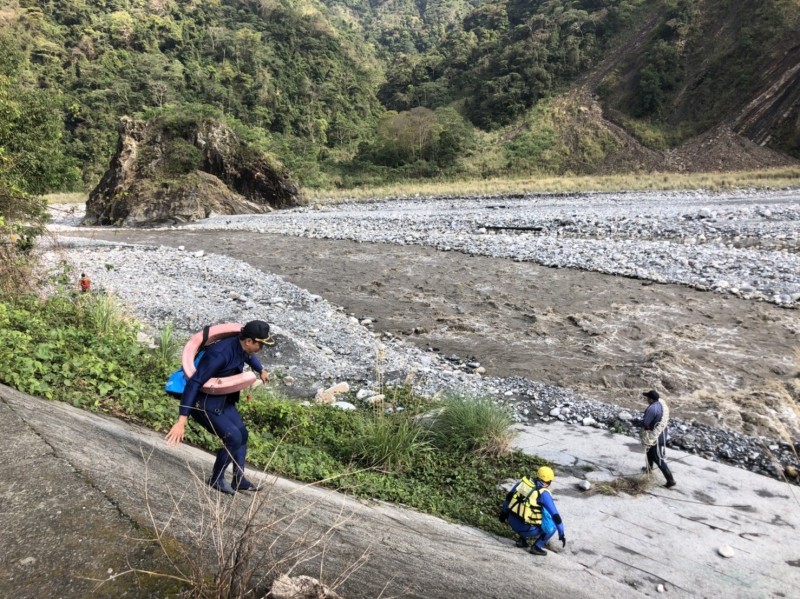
79, 273, 91, 293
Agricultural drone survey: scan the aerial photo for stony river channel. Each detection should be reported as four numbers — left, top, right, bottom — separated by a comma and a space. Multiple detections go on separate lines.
47, 188, 800, 481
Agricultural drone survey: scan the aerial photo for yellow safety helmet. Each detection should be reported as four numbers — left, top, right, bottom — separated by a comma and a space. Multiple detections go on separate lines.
536, 466, 555, 483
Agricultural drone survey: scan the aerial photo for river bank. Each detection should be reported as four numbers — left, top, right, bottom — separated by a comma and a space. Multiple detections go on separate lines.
45, 189, 800, 481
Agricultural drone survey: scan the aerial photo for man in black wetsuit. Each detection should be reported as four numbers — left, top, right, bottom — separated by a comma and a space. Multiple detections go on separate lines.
165, 321, 271, 494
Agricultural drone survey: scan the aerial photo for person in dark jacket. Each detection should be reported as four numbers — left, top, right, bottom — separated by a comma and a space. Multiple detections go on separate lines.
499, 466, 566, 556
165, 320, 272, 495
634, 389, 676, 488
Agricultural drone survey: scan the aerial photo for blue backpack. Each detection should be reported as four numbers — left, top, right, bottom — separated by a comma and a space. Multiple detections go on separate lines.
164, 350, 205, 399
164, 325, 213, 399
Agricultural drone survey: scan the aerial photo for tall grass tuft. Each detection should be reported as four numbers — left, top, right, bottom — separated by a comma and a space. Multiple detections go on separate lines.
348, 416, 433, 474
427, 394, 515, 457
155, 321, 182, 366
80, 292, 133, 337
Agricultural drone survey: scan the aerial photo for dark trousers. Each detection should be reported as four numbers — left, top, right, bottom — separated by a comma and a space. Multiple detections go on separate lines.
507, 513, 556, 548
191, 395, 249, 485
646, 444, 675, 484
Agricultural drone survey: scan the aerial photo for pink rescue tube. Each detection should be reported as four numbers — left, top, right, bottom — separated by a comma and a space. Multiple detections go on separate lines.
181, 323, 257, 395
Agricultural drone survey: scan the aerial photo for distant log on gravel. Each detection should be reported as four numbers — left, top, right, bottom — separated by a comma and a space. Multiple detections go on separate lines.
84, 116, 304, 227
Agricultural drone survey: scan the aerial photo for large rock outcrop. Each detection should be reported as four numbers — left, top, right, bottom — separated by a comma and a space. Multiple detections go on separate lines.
84, 116, 304, 227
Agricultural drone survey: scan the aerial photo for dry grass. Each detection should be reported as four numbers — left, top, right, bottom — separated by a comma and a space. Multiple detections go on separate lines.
761, 350, 800, 494
587, 474, 653, 496
42, 192, 88, 204
89, 449, 378, 599
306, 166, 800, 204
40, 168, 799, 206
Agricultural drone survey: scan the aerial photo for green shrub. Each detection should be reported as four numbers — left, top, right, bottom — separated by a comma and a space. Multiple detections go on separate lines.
502, 127, 558, 172
249, 436, 345, 481
162, 138, 202, 175
0, 186, 49, 295
427, 394, 515, 457
381, 384, 431, 415
241, 393, 361, 451
0, 291, 174, 422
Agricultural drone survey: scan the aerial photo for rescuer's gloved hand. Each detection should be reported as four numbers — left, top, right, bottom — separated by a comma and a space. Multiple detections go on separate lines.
498, 510, 508, 523
559, 535, 566, 548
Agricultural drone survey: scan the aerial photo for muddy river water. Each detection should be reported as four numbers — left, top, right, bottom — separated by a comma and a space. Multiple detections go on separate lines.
71, 227, 799, 440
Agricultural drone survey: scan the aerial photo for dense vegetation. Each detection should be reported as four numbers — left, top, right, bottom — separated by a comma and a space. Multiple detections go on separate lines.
0, 0, 387, 189
0, 0, 797, 194
375, 0, 647, 126
0, 288, 544, 537
0, 1, 796, 586
0, 182, 49, 296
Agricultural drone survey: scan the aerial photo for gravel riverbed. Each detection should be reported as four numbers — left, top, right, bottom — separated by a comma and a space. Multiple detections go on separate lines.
45, 189, 800, 481
182, 189, 800, 307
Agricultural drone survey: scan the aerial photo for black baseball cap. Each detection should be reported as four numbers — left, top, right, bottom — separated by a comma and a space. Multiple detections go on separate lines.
643, 390, 660, 401
242, 320, 271, 344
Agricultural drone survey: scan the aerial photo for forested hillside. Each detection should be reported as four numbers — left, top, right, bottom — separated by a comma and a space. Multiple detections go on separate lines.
361, 0, 799, 166
0, 0, 798, 198
375, 0, 646, 125
0, 0, 384, 191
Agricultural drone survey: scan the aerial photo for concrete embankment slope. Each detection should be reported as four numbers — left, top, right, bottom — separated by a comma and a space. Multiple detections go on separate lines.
512, 422, 800, 598
0, 385, 639, 599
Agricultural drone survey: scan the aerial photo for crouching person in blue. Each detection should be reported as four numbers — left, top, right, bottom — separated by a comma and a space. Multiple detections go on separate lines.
165, 320, 272, 495
499, 466, 566, 556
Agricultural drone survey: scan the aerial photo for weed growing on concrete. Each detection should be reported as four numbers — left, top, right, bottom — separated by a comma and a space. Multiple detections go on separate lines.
96, 449, 371, 598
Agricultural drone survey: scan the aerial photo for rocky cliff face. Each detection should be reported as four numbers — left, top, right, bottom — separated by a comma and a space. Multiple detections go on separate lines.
732, 46, 800, 151
84, 117, 304, 227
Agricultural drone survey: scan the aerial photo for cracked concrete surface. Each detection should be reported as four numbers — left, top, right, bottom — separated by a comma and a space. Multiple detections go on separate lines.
0, 385, 639, 599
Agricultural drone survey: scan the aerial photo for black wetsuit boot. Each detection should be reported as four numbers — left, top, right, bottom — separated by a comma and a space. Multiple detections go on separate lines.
660, 462, 676, 488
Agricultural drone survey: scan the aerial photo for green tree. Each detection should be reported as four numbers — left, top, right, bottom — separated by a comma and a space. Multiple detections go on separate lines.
429, 107, 475, 167
634, 40, 681, 118
0, 33, 80, 194
0, 182, 49, 295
